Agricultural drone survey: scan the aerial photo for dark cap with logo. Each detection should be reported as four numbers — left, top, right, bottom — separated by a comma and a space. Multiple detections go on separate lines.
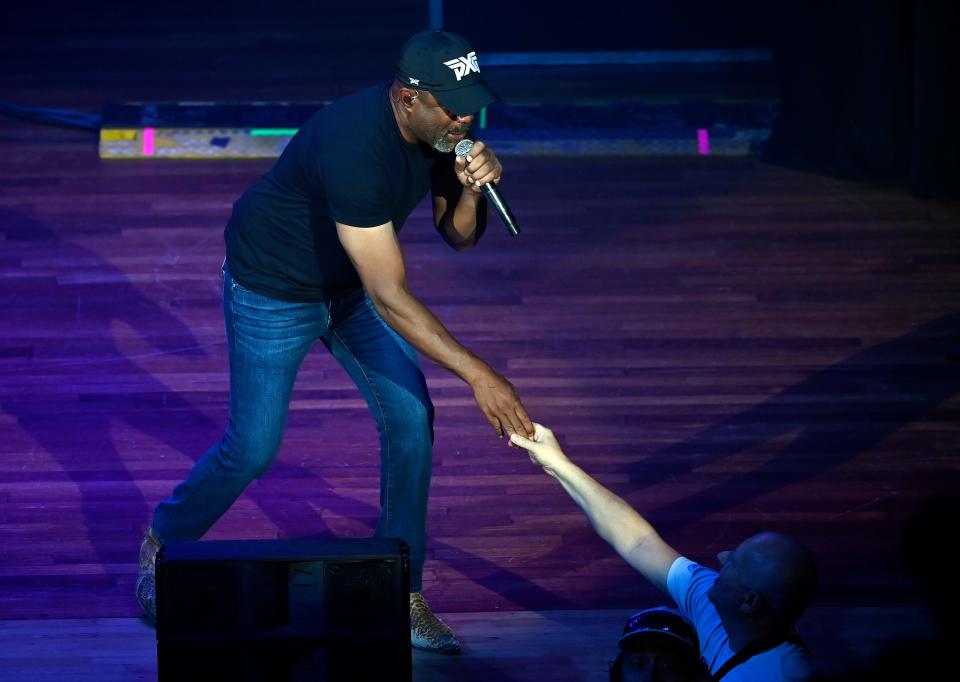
618, 607, 699, 652
395, 30, 499, 116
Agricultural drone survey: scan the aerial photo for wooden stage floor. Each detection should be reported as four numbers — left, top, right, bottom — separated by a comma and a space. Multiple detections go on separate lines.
1, 131, 957, 678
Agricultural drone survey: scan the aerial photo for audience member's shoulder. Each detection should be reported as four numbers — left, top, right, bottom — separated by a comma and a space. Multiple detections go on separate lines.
670, 556, 718, 584
730, 643, 815, 682
669, 555, 694, 574
779, 641, 816, 681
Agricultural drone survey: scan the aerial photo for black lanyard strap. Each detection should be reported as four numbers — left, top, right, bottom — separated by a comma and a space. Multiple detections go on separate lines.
713, 633, 807, 680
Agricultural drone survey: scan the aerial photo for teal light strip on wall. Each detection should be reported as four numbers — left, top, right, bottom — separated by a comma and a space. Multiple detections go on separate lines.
479, 107, 487, 129
250, 128, 299, 136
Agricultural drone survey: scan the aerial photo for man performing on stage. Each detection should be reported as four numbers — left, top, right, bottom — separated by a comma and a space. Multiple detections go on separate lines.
136, 29, 534, 654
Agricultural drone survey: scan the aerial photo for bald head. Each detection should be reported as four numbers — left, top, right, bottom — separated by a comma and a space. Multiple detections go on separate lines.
738, 532, 818, 627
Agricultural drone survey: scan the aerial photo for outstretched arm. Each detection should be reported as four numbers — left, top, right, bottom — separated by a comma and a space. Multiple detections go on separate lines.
336, 220, 533, 440
511, 424, 680, 593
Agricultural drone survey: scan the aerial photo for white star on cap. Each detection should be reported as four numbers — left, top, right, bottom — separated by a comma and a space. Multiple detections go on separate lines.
409, 77, 420, 85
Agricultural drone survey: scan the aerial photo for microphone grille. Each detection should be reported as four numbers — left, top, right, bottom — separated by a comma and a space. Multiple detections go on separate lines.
454, 139, 474, 157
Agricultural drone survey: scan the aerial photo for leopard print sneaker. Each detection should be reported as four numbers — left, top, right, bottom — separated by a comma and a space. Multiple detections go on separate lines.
135, 527, 161, 624
409, 592, 461, 654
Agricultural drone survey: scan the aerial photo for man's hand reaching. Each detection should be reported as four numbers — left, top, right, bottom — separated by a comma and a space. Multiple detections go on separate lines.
469, 367, 534, 443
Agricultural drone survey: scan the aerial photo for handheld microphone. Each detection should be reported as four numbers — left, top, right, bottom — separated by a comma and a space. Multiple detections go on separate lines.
454, 139, 520, 237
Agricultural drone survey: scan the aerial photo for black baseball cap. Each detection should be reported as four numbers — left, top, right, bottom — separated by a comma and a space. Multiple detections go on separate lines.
618, 607, 699, 652
395, 30, 499, 116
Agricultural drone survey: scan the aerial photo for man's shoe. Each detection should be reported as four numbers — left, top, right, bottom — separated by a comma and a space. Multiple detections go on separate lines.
410, 592, 461, 654
135, 527, 161, 624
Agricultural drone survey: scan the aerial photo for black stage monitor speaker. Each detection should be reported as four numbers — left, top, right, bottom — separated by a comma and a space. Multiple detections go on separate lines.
155, 537, 411, 681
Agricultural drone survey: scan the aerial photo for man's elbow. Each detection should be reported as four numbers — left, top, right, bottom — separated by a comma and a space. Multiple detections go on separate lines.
366, 282, 410, 320
437, 226, 475, 252
448, 237, 475, 252
624, 534, 678, 593
437, 216, 478, 252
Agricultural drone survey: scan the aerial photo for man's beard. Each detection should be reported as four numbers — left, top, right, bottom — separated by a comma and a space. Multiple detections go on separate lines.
431, 124, 471, 153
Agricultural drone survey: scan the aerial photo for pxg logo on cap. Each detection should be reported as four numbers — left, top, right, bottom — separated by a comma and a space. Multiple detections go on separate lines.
444, 52, 479, 81
396, 30, 498, 116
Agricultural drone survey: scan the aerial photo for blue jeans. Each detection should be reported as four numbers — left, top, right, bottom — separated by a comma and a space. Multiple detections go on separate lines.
152, 267, 434, 590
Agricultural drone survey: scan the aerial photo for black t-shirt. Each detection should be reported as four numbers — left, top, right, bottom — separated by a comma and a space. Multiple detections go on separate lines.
225, 82, 449, 301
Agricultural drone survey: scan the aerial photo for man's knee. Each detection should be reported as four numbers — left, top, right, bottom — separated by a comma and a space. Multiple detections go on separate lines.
403, 395, 435, 441
218, 429, 282, 478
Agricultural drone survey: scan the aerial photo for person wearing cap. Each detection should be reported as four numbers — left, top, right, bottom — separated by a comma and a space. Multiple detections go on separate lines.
134, 29, 534, 655
612, 606, 709, 682
511, 424, 818, 681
